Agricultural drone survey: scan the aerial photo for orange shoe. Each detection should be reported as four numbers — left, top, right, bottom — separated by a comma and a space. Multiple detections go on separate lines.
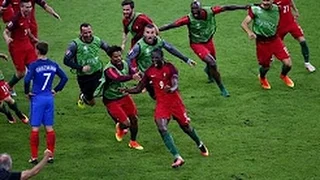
258, 75, 271, 90
171, 157, 185, 168
20, 114, 29, 124
115, 123, 126, 142
128, 140, 144, 150
199, 143, 209, 157
280, 75, 294, 88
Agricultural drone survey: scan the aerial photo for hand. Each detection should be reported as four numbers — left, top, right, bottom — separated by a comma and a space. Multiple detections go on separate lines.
53, 13, 61, 20
51, 90, 56, 96
248, 32, 257, 40
44, 149, 53, 158
25, 93, 35, 100
5, 37, 13, 45
0, 53, 8, 61
132, 72, 141, 81
164, 85, 172, 93
82, 65, 91, 73
118, 87, 128, 93
187, 59, 197, 67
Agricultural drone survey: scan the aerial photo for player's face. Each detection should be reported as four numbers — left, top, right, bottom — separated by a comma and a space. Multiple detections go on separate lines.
151, 51, 164, 68
191, 5, 201, 18
80, 26, 93, 43
122, 5, 133, 19
143, 27, 156, 44
111, 51, 122, 66
261, 0, 273, 9
20, 2, 32, 16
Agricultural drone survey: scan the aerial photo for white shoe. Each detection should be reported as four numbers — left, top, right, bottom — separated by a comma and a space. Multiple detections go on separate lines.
305, 62, 316, 72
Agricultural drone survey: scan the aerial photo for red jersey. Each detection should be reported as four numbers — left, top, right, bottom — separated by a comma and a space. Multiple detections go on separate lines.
2, 0, 46, 22
0, 80, 10, 101
274, 0, 295, 25
6, 12, 32, 44
122, 13, 153, 46
144, 62, 180, 103
173, 6, 223, 26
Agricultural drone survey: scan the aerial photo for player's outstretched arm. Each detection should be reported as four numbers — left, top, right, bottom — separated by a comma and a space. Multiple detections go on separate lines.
219, 5, 249, 12
43, 4, 61, 20
105, 67, 134, 82
163, 40, 195, 66
124, 76, 147, 94
241, 15, 256, 39
100, 40, 110, 54
20, 149, 52, 180
159, 16, 189, 32
63, 42, 83, 71
121, 32, 128, 51
126, 44, 140, 70
290, 0, 299, 18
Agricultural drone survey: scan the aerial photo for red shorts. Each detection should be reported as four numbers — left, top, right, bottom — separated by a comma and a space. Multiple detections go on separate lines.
277, 22, 304, 40
0, 81, 10, 101
154, 94, 190, 126
105, 95, 137, 123
256, 37, 290, 67
9, 42, 37, 72
190, 38, 216, 60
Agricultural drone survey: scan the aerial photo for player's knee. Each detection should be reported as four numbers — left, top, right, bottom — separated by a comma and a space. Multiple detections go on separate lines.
180, 124, 192, 133
156, 120, 168, 134
282, 58, 292, 67
204, 55, 216, 67
297, 36, 305, 42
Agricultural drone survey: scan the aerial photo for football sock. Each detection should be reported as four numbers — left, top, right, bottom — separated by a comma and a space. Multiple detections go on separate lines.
281, 65, 291, 76
8, 102, 23, 118
130, 127, 138, 141
119, 123, 128, 130
30, 130, 39, 158
46, 131, 56, 155
0, 104, 14, 121
300, 41, 310, 63
160, 131, 180, 157
184, 127, 201, 147
8, 74, 22, 88
259, 67, 269, 78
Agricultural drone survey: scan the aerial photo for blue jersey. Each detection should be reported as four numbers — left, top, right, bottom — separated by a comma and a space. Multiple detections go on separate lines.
24, 59, 68, 96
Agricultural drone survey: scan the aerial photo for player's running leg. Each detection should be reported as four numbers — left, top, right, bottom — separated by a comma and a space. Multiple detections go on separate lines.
297, 37, 315, 72
128, 115, 143, 150
155, 118, 185, 168
4, 97, 28, 124
0, 102, 16, 124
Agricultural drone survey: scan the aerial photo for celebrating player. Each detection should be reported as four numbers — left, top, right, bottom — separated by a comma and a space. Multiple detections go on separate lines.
0, 0, 60, 37
123, 49, 209, 168
274, 0, 315, 72
3, 0, 38, 96
63, 23, 109, 108
159, 1, 247, 96
24, 42, 68, 164
241, 0, 294, 89
0, 70, 29, 124
102, 45, 143, 150
121, 0, 157, 50
126, 24, 196, 99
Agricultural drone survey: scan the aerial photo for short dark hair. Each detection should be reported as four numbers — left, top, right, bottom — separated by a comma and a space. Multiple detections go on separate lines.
152, 48, 164, 58
80, 23, 91, 31
107, 45, 122, 58
121, 0, 134, 8
36, 42, 49, 55
145, 24, 155, 29
191, 0, 201, 7
20, 0, 31, 5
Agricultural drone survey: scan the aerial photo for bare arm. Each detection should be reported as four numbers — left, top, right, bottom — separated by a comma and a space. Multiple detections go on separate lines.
43, 4, 61, 20
3, 28, 12, 45
241, 15, 256, 39
159, 16, 189, 32
290, 0, 299, 18
121, 32, 128, 51
165, 75, 178, 93
20, 150, 52, 180
124, 76, 147, 94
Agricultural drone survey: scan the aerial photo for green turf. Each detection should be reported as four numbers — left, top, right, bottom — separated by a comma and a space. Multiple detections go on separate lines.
0, 0, 319, 179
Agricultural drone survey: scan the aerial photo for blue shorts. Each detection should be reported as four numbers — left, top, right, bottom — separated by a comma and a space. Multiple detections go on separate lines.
30, 95, 54, 127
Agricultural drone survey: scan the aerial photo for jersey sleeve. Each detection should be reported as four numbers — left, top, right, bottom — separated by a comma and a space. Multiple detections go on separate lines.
54, 64, 68, 92
248, 6, 254, 18
24, 63, 35, 94
211, 6, 223, 14
173, 16, 190, 26
105, 67, 132, 82
6, 14, 19, 31
35, 0, 47, 8
1, 0, 11, 7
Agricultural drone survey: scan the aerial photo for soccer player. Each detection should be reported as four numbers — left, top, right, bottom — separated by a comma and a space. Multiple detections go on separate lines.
24, 42, 68, 164
159, 1, 247, 96
126, 24, 196, 99
3, 0, 38, 95
0, 0, 14, 23
123, 49, 209, 168
121, 0, 157, 50
102, 45, 143, 150
63, 23, 109, 108
274, 0, 315, 72
0, 0, 60, 37
241, 0, 294, 89
0, 70, 29, 124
